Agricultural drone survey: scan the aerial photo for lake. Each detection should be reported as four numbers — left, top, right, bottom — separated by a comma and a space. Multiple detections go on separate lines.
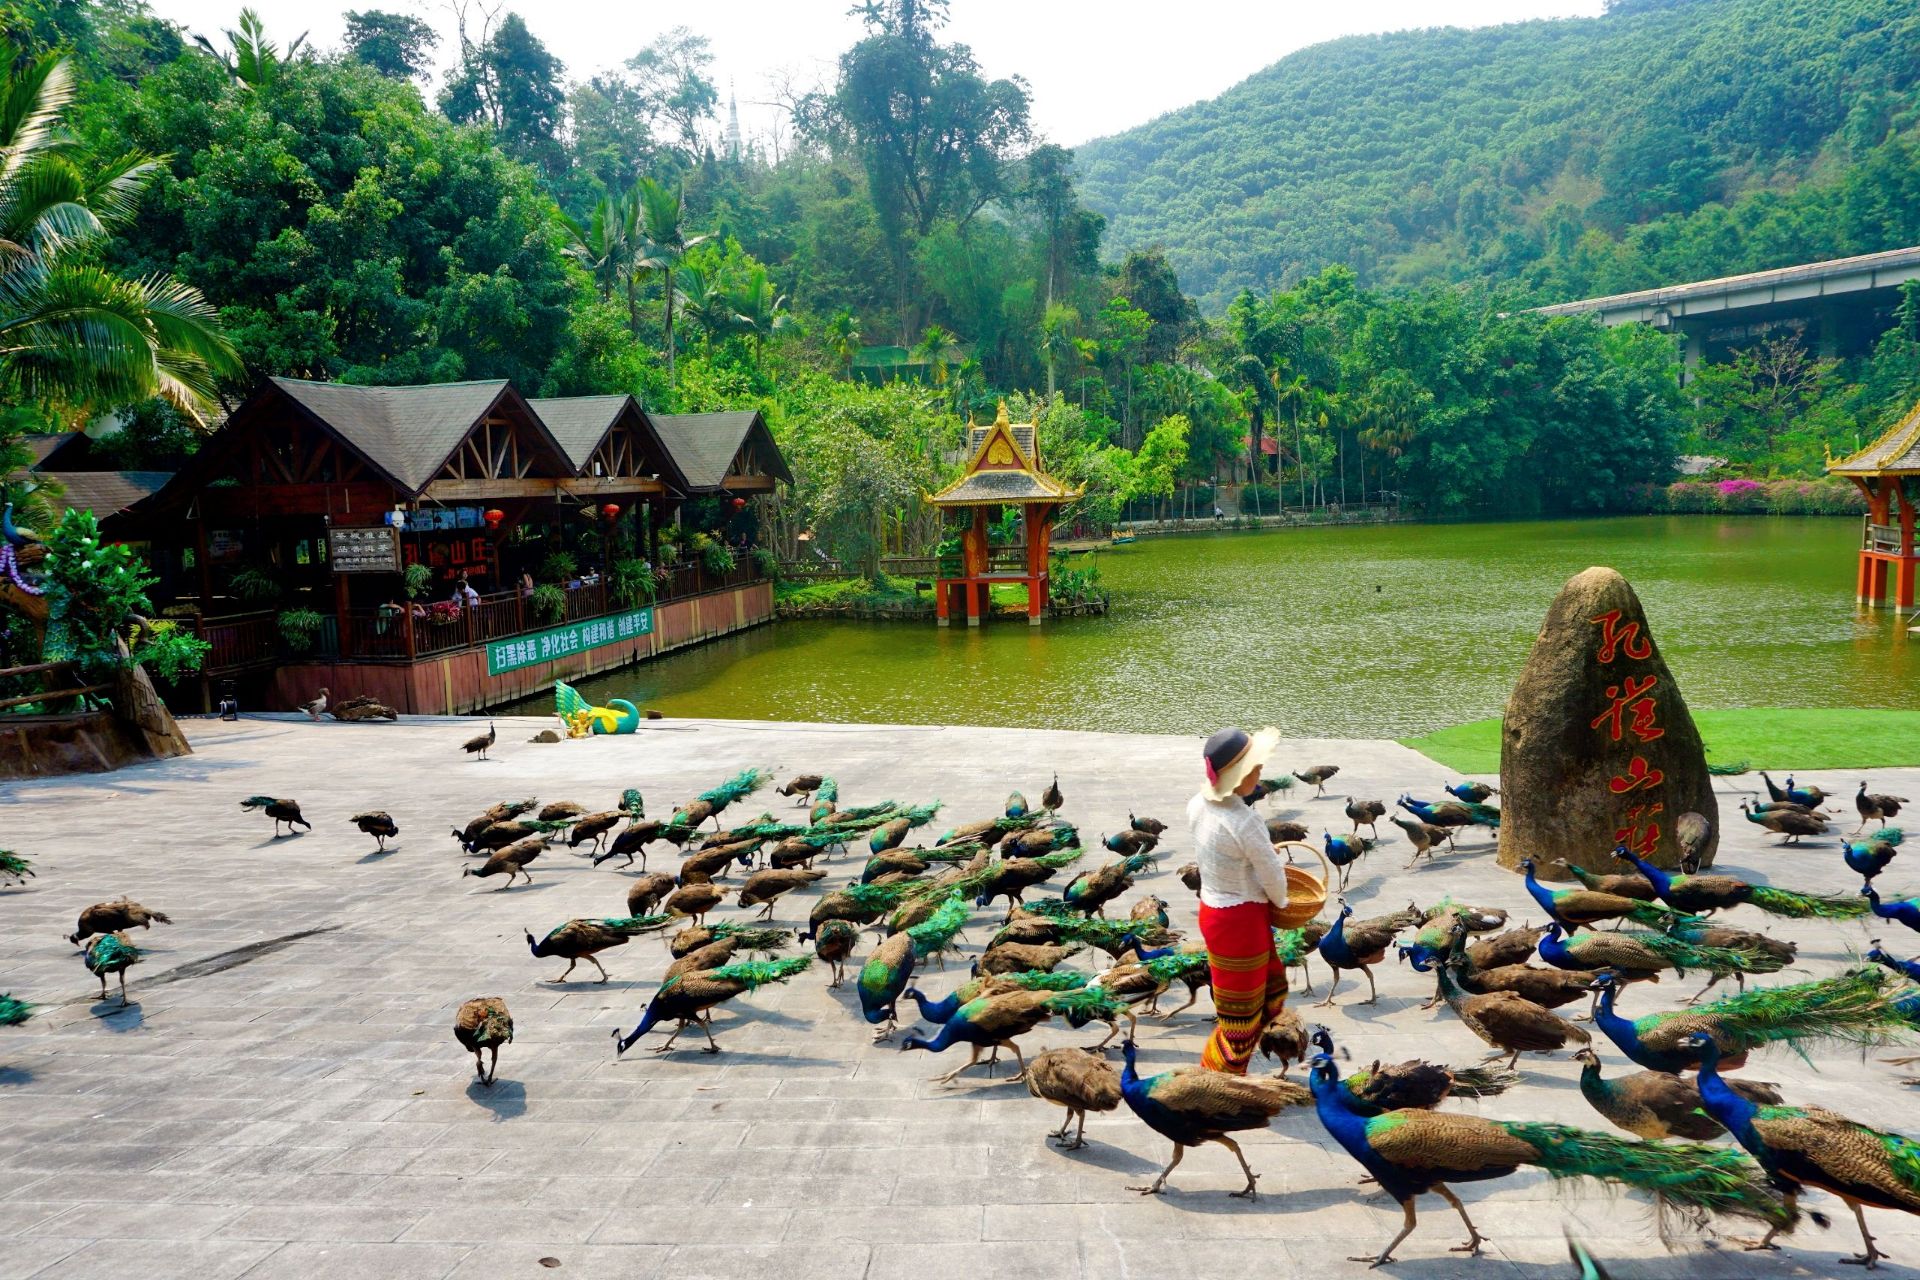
538, 516, 1916, 738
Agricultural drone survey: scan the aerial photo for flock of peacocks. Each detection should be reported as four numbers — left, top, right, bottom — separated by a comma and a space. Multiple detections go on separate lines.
10, 735, 1920, 1271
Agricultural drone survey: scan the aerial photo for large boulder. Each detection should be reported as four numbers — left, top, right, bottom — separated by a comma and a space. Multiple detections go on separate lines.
1498, 566, 1716, 879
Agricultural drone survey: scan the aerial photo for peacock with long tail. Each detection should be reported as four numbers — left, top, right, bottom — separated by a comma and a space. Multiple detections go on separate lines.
241, 795, 310, 837
1046, 985, 1139, 1050
858, 930, 916, 1040
905, 968, 1089, 1024
1566, 864, 1656, 901
1864, 883, 1920, 934
1062, 849, 1157, 916
1307, 1026, 1518, 1114
1571, 1045, 1780, 1141
524, 916, 671, 982
667, 921, 791, 960
1612, 847, 1868, 920
613, 955, 810, 1055
1857, 783, 1909, 833
899, 987, 1065, 1083
1322, 832, 1375, 890
453, 997, 512, 1085
904, 893, 973, 968
1309, 1049, 1794, 1267
672, 767, 774, 830
1845, 829, 1904, 882
1690, 1030, 1920, 1268
1520, 858, 1675, 930
1445, 781, 1497, 804
1398, 793, 1500, 831
861, 844, 976, 884
812, 918, 860, 988
84, 933, 140, 1004
1025, 1047, 1120, 1150
974, 845, 1084, 915
1314, 901, 1421, 1007
349, 811, 399, 851
0, 993, 31, 1026
1664, 917, 1796, 1000
67, 898, 170, 946
1740, 799, 1829, 844
1537, 922, 1760, 1017
1437, 950, 1590, 1069
1119, 1036, 1310, 1198
1274, 923, 1328, 992
1762, 772, 1829, 809
1590, 967, 1908, 1074
0, 850, 31, 885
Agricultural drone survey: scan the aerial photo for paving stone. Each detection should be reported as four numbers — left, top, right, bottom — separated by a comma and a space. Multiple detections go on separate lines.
24, 1238, 278, 1280
231, 1241, 474, 1280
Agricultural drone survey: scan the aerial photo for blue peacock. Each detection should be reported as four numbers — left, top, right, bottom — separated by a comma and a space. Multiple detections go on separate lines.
613, 955, 810, 1055
1863, 883, 1920, 935
1118, 1036, 1310, 1199
1322, 831, 1375, 889
1520, 858, 1674, 930
1590, 967, 1907, 1073
1844, 828, 1903, 882
1613, 847, 1869, 920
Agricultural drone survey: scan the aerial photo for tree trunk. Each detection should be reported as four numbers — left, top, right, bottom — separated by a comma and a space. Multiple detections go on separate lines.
662, 267, 677, 389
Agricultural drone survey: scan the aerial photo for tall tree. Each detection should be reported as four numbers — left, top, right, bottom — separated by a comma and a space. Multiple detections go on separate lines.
340, 10, 437, 80
440, 12, 567, 177
634, 178, 708, 387
624, 26, 718, 160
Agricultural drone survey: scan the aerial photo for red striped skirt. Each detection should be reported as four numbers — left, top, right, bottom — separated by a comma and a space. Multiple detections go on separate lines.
1197, 899, 1289, 1074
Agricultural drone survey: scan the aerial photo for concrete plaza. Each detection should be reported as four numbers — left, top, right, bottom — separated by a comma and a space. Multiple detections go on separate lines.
1, 714, 1916, 1279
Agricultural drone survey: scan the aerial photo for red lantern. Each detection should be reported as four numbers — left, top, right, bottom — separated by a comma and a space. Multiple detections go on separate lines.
483, 508, 505, 530
602, 503, 621, 522
731, 496, 747, 511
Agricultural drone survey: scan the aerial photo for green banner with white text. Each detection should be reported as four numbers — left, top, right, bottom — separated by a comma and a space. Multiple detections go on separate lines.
487, 608, 654, 676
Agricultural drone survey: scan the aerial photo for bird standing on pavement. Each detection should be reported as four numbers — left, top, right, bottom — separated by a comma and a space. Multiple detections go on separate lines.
525, 916, 669, 982
1119, 1037, 1310, 1198
1025, 1047, 1121, 1149
613, 956, 811, 1054
83, 933, 140, 1004
301, 687, 329, 720
350, 811, 399, 851
241, 795, 310, 837
454, 997, 512, 1085
462, 721, 496, 760
1856, 783, 1909, 833
1292, 765, 1339, 797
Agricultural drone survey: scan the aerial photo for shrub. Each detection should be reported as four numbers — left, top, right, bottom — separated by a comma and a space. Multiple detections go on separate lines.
1659, 477, 1864, 515
228, 566, 282, 605
403, 563, 432, 599
276, 608, 324, 652
531, 584, 567, 623
609, 557, 656, 607
131, 619, 209, 682
540, 551, 578, 583
751, 546, 779, 579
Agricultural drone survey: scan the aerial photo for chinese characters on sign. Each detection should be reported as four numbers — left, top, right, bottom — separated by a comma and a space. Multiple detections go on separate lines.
485, 608, 654, 676
327, 525, 401, 573
1591, 610, 1664, 859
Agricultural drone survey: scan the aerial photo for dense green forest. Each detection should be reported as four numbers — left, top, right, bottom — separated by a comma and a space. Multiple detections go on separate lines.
1076, 0, 1920, 309
2, 0, 1914, 586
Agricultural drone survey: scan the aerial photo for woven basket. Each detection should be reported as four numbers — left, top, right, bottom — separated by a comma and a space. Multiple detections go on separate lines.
1267, 840, 1330, 930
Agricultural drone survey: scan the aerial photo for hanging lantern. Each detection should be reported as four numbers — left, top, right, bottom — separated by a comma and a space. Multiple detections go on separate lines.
731, 496, 748, 511
483, 508, 505, 530
601, 503, 621, 522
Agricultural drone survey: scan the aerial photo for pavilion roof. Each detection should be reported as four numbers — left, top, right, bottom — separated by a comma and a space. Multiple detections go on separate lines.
36, 470, 172, 519
928, 404, 1080, 507
1829, 398, 1920, 476
526, 394, 691, 490
649, 410, 793, 489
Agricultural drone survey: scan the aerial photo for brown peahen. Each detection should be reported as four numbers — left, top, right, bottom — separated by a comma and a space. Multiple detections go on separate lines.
1856, 782, 1910, 833
1437, 952, 1591, 1069
349, 810, 399, 851
776, 773, 824, 803
1571, 1046, 1779, 1140
1292, 764, 1340, 797
1026, 1046, 1121, 1149
453, 996, 512, 1085
240, 795, 309, 837
812, 918, 861, 988
567, 810, 623, 854
461, 721, 496, 760
461, 836, 542, 889
625, 871, 676, 917
979, 940, 1082, 975
67, 898, 171, 946
1346, 797, 1387, 837
1391, 814, 1455, 867
662, 881, 724, 924
736, 867, 827, 919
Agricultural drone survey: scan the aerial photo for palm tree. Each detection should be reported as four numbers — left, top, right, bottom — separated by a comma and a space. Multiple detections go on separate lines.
910, 323, 962, 390
825, 309, 861, 379
193, 8, 308, 89
633, 178, 708, 388
0, 56, 237, 421
559, 191, 635, 316
1039, 302, 1078, 400
1227, 352, 1278, 504
674, 263, 740, 348
729, 264, 790, 369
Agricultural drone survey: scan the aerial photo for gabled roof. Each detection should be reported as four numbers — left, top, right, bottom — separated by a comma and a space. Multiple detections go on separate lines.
21, 433, 87, 468
1830, 399, 1920, 476
525, 395, 690, 489
36, 470, 172, 519
649, 410, 793, 489
928, 403, 1080, 507
266, 377, 565, 495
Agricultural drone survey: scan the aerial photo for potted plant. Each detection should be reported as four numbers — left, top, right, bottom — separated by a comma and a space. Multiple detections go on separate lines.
531, 583, 567, 623
276, 607, 324, 652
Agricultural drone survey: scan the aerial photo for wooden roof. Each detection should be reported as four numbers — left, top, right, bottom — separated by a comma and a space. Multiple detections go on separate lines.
1829, 398, 1920, 477
928, 403, 1080, 507
526, 394, 691, 490
649, 410, 793, 489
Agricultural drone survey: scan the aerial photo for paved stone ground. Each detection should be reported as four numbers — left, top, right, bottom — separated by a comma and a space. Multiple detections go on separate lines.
2, 713, 1918, 1280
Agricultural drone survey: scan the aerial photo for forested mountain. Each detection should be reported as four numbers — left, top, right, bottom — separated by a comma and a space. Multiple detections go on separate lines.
1075, 0, 1920, 311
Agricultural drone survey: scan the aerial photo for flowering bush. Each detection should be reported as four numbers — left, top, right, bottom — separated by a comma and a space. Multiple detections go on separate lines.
1656, 478, 1865, 514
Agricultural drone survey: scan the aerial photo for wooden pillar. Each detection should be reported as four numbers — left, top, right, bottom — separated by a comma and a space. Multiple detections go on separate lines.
1024, 503, 1047, 625
333, 572, 352, 659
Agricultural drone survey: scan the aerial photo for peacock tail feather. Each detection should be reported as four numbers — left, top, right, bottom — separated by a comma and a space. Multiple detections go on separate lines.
0, 851, 31, 878
1748, 886, 1871, 919
701, 955, 811, 991
1643, 967, 1908, 1058
840, 881, 917, 912
1045, 986, 1129, 1021
1706, 760, 1751, 776
1490, 1119, 1791, 1226
1119, 849, 1160, 876
1871, 827, 1906, 847
999, 969, 1091, 992
705, 923, 793, 951
829, 801, 901, 823
1624, 900, 1686, 929
1052, 916, 1174, 951
1027, 898, 1079, 920
907, 895, 971, 957
700, 768, 773, 809
817, 778, 839, 803
898, 801, 943, 828
1142, 950, 1210, 983
1593, 930, 1759, 977
620, 789, 644, 819
85, 935, 140, 973
1446, 1064, 1520, 1097
0, 993, 31, 1025
1274, 927, 1319, 965
1026, 847, 1085, 871
1463, 801, 1502, 826
918, 844, 984, 864
594, 914, 674, 934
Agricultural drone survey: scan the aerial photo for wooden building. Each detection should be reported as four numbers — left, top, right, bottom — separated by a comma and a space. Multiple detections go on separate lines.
926, 404, 1080, 626
1829, 398, 1920, 608
121, 378, 786, 713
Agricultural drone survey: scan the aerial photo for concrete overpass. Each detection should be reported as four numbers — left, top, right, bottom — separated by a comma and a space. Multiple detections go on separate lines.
1531, 245, 1920, 371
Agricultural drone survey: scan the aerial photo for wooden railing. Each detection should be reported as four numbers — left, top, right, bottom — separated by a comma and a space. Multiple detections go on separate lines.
1866, 522, 1907, 554
0, 659, 111, 712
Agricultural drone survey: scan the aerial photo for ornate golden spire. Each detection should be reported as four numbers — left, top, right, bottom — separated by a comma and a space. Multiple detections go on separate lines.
995, 400, 1010, 427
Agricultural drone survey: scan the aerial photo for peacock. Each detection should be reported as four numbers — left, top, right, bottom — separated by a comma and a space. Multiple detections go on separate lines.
619, 788, 645, 821
1445, 781, 1497, 805
1005, 791, 1030, 819
858, 931, 916, 1040
1613, 847, 1869, 920
349, 811, 399, 851
453, 996, 512, 1086
1101, 828, 1158, 858
979, 939, 1082, 975
1856, 783, 1909, 833
1571, 1045, 1780, 1140
1041, 774, 1063, 812
1690, 1030, 1920, 1268
462, 836, 542, 889
1867, 941, 1920, 984
736, 868, 828, 920
1322, 832, 1375, 890
776, 773, 823, 804
1391, 815, 1455, 867
1314, 901, 1423, 1007
0, 850, 31, 886
1062, 849, 1157, 916
1025, 1047, 1120, 1150
1308, 1026, 1518, 1114
1740, 799, 1829, 844
906, 968, 1090, 1024
673, 767, 773, 830
0, 993, 31, 1026
811, 917, 861, 988
1663, 917, 1796, 1000
1274, 923, 1328, 993
668, 921, 792, 959
524, 916, 670, 982
1864, 883, 1920, 935
905, 893, 972, 966
67, 898, 171, 946
1345, 797, 1387, 838
461, 721, 496, 760
613, 955, 810, 1054
1398, 793, 1499, 831
84, 932, 141, 1004
1762, 772, 1829, 809
1129, 813, 1167, 837
1590, 967, 1908, 1073
1566, 864, 1656, 901
1845, 828, 1904, 882
241, 795, 310, 837
867, 817, 912, 855
1437, 950, 1590, 1069
1292, 764, 1340, 797
1309, 1049, 1793, 1267
974, 845, 1084, 915
1520, 858, 1672, 930
900, 988, 1064, 1083
1537, 922, 1760, 1017
1676, 810, 1713, 874
1119, 1037, 1310, 1198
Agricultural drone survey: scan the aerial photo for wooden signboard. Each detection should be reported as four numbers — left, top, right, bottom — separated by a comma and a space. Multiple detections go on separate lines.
328, 525, 401, 574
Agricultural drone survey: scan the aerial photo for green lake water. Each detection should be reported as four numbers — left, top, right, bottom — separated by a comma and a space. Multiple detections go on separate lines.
540, 516, 1917, 738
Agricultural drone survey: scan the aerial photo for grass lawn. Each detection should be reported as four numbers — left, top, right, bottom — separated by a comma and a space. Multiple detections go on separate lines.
1401, 707, 1920, 775
775, 575, 1033, 609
